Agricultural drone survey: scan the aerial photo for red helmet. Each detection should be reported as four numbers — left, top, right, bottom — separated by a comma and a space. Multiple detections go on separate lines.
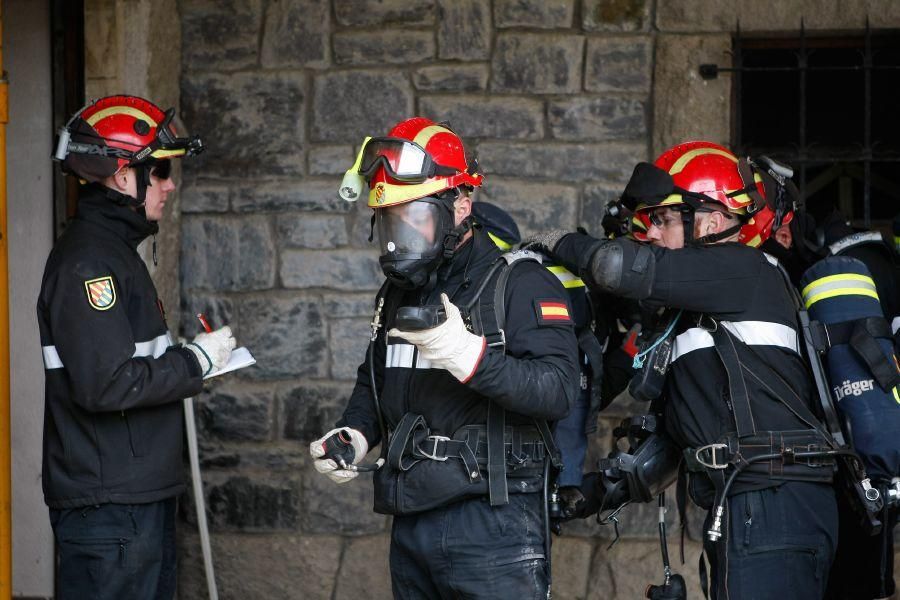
55, 95, 203, 182
622, 141, 795, 246
364, 117, 483, 207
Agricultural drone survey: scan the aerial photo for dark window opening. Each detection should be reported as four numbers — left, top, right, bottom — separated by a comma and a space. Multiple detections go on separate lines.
732, 31, 900, 230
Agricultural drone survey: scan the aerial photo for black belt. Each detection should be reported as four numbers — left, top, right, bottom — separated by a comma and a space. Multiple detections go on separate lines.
387, 414, 547, 488
684, 430, 836, 480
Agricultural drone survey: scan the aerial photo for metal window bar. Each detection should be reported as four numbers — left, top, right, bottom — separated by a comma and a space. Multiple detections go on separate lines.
700, 20, 900, 227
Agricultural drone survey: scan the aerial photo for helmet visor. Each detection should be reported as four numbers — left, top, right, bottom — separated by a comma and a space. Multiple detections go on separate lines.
375, 200, 444, 257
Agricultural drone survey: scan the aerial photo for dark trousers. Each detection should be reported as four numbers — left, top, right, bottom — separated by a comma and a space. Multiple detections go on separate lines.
390, 493, 549, 600
704, 481, 838, 600
50, 498, 177, 600
825, 494, 896, 600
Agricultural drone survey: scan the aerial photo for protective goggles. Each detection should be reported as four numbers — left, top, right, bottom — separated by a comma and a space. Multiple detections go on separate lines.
338, 137, 483, 204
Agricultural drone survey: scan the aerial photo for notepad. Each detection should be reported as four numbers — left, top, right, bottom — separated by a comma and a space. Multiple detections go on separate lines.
203, 347, 256, 379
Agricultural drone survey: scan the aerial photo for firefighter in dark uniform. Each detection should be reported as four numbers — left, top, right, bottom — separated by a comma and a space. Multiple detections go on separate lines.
309, 118, 579, 599
532, 142, 840, 599
39, 95, 235, 600
767, 209, 900, 600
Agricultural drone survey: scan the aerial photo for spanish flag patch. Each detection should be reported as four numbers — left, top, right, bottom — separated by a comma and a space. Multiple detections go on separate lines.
534, 298, 572, 325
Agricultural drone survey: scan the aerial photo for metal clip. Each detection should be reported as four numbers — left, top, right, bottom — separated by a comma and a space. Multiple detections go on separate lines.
695, 443, 729, 470
486, 329, 506, 348
419, 435, 450, 461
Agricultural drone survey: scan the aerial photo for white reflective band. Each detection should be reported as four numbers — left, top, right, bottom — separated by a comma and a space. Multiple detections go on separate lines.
762, 252, 779, 267
892, 316, 899, 335
385, 342, 432, 370
42, 346, 64, 370
42, 332, 174, 370
133, 332, 174, 359
671, 320, 799, 362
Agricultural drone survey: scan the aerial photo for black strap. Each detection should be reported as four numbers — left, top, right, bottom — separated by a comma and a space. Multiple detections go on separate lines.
487, 401, 508, 506
387, 413, 429, 472
848, 321, 900, 391
709, 325, 757, 438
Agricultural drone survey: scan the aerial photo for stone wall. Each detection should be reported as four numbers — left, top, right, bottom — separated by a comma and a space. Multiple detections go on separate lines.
176, 1, 900, 599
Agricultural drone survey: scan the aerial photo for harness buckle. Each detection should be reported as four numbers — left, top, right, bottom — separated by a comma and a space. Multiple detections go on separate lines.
419, 435, 451, 461
695, 443, 730, 470
486, 329, 506, 348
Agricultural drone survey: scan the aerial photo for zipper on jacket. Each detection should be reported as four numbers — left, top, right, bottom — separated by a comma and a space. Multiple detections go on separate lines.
121, 411, 137, 457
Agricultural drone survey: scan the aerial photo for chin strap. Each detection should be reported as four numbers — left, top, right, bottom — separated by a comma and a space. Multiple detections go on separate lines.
442, 214, 474, 259
691, 222, 743, 246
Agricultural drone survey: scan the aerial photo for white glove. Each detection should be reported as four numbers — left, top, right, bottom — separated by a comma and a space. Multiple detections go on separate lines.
388, 293, 486, 382
187, 326, 236, 376
310, 427, 369, 484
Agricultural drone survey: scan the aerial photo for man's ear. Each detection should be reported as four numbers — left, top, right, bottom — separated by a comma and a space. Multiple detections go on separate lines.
454, 193, 472, 226
109, 167, 131, 192
708, 210, 733, 235
773, 224, 793, 249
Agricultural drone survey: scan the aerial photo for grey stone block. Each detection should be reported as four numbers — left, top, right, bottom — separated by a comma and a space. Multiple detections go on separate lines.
279, 382, 352, 443
261, 0, 328, 68
308, 144, 355, 176
180, 182, 230, 213
334, 30, 434, 65
196, 443, 309, 473
585, 36, 653, 93
181, 0, 263, 71
491, 33, 584, 94
478, 179, 579, 238
232, 180, 352, 214
413, 64, 489, 92
549, 96, 647, 141
653, 35, 731, 156
311, 70, 414, 142
550, 536, 592, 599
322, 293, 378, 319
419, 96, 544, 140
302, 472, 389, 535
437, 0, 491, 60
329, 318, 372, 381
178, 531, 341, 600
179, 293, 237, 338
281, 249, 384, 291
655, 0, 900, 32
582, 183, 623, 236
206, 474, 300, 531
588, 538, 705, 598
236, 294, 328, 379
180, 215, 275, 292
494, 0, 575, 28
334, 0, 436, 26
277, 213, 349, 249
181, 72, 305, 178
195, 383, 273, 443
334, 535, 393, 599
582, 0, 651, 31
477, 141, 646, 183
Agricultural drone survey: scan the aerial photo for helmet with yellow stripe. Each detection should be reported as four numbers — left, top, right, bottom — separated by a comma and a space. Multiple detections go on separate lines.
54, 95, 203, 183
621, 141, 795, 247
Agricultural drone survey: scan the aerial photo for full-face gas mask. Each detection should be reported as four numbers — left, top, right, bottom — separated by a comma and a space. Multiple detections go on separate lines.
376, 193, 472, 289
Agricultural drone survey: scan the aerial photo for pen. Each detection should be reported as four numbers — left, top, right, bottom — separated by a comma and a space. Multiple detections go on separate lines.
197, 313, 212, 333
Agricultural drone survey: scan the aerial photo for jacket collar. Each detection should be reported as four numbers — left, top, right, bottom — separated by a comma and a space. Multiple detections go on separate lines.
76, 183, 159, 249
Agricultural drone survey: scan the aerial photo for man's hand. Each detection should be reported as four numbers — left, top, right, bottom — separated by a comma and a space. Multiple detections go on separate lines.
520, 229, 571, 255
187, 326, 236, 376
388, 293, 485, 382
310, 427, 369, 484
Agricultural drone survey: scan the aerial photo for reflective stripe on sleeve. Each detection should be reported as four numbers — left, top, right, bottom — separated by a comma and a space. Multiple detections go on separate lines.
801, 273, 879, 309
671, 320, 799, 363
42, 332, 175, 370
546, 265, 585, 289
